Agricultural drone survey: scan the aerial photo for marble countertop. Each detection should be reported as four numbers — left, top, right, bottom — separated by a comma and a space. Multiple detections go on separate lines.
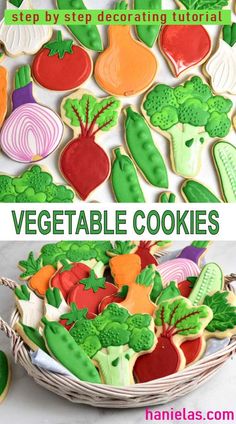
0, 241, 235, 423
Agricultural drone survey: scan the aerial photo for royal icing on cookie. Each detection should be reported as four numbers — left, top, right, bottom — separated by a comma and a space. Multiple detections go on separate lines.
42, 317, 101, 383
15, 322, 48, 352
156, 258, 200, 287
204, 291, 236, 339
134, 0, 161, 47
160, 25, 211, 77
0, 351, 10, 403
159, 192, 176, 203
50, 261, 92, 300
0, 65, 63, 163
32, 31, 93, 92
109, 242, 142, 291
15, 284, 44, 328
181, 179, 222, 203
206, 24, 236, 95
142, 76, 233, 178
111, 147, 145, 202
124, 107, 168, 188
70, 303, 156, 386
56, 0, 103, 52
0, 66, 7, 128
156, 281, 180, 304
178, 277, 197, 298
60, 90, 120, 200
178, 241, 210, 265
0, 165, 75, 203
134, 241, 160, 269
189, 263, 224, 306
0, 0, 52, 57
94, 1, 157, 96
180, 337, 205, 365
45, 288, 70, 322
213, 141, 236, 203
134, 297, 212, 382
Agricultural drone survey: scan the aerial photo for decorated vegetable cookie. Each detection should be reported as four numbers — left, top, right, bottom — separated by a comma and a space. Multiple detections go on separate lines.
0, 166, 75, 203
111, 147, 145, 202
159, 192, 176, 203
142, 76, 233, 178
70, 303, 156, 386
213, 141, 236, 203
0, 65, 64, 163
15, 322, 48, 352
204, 291, 236, 339
45, 288, 70, 322
124, 107, 168, 188
178, 277, 197, 298
41, 317, 101, 384
181, 180, 222, 203
15, 284, 43, 328
134, 0, 161, 47
206, 24, 236, 95
94, 1, 158, 96
56, 0, 103, 52
0, 66, 7, 128
178, 241, 210, 266
159, 25, 211, 77
189, 263, 224, 306
60, 304, 95, 330
32, 31, 93, 92
50, 261, 92, 300
180, 337, 205, 365
0, 0, 52, 57
156, 258, 200, 286
134, 296, 212, 381
134, 241, 163, 269
60, 90, 121, 200
0, 351, 11, 403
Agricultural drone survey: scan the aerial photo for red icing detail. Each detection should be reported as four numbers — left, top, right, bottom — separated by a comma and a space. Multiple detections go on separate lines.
60, 136, 110, 200
178, 280, 193, 298
180, 337, 203, 365
32, 45, 92, 91
134, 335, 182, 382
59, 311, 96, 331
50, 262, 91, 300
135, 241, 158, 269
160, 25, 211, 77
98, 293, 125, 313
67, 281, 118, 315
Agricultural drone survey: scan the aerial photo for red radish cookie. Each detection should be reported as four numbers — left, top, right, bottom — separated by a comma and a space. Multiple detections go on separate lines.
180, 337, 205, 365
159, 25, 211, 77
60, 90, 121, 200
67, 270, 117, 314
32, 31, 92, 92
50, 260, 91, 300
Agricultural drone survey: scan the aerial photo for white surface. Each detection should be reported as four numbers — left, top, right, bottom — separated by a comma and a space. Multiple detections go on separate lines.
0, 0, 235, 203
0, 241, 236, 423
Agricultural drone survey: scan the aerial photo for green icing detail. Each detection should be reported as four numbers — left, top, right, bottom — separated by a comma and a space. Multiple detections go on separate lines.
109, 241, 135, 255
155, 297, 210, 336
44, 31, 73, 59
213, 141, 236, 203
178, 0, 229, 10
80, 270, 106, 293
111, 148, 145, 203
60, 304, 88, 326
189, 263, 224, 306
159, 192, 176, 203
185, 138, 194, 148
143, 76, 233, 178
18, 251, 42, 279
46, 288, 62, 308
150, 271, 163, 302
0, 166, 74, 203
182, 180, 222, 203
191, 241, 210, 249
223, 24, 236, 47
42, 317, 101, 384
204, 291, 236, 333
9, 0, 24, 8
15, 284, 30, 301
156, 281, 180, 305
134, 0, 161, 47
70, 303, 155, 386
115, 1, 128, 10
136, 265, 155, 288
125, 106, 168, 188
15, 65, 31, 90
0, 351, 9, 397
22, 324, 48, 353
56, 0, 103, 52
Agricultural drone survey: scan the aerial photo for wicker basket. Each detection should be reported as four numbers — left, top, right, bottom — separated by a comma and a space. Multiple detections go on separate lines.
0, 275, 236, 409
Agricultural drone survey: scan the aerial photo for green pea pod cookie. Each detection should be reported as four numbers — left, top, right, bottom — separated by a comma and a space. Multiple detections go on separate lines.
111, 147, 145, 202
213, 141, 236, 203
181, 180, 222, 203
56, 0, 103, 52
0, 351, 10, 403
189, 263, 224, 306
125, 106, 168, 188
134, 0, 161, 47
42, 317, 101, 384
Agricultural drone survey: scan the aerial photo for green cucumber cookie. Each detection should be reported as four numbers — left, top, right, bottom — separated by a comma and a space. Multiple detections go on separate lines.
213, 141, 236, 203
181, 180, 222, 203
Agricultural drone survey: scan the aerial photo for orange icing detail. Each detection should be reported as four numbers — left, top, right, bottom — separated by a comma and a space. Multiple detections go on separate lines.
29, 265, 56, 297
120, 283, 156, 315
0, 67, 7, 127
94, 25, 158, 96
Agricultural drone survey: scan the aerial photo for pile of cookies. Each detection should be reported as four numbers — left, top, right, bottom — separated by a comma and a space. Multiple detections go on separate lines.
9, 241, 236, 386
0, 0, 235, 202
